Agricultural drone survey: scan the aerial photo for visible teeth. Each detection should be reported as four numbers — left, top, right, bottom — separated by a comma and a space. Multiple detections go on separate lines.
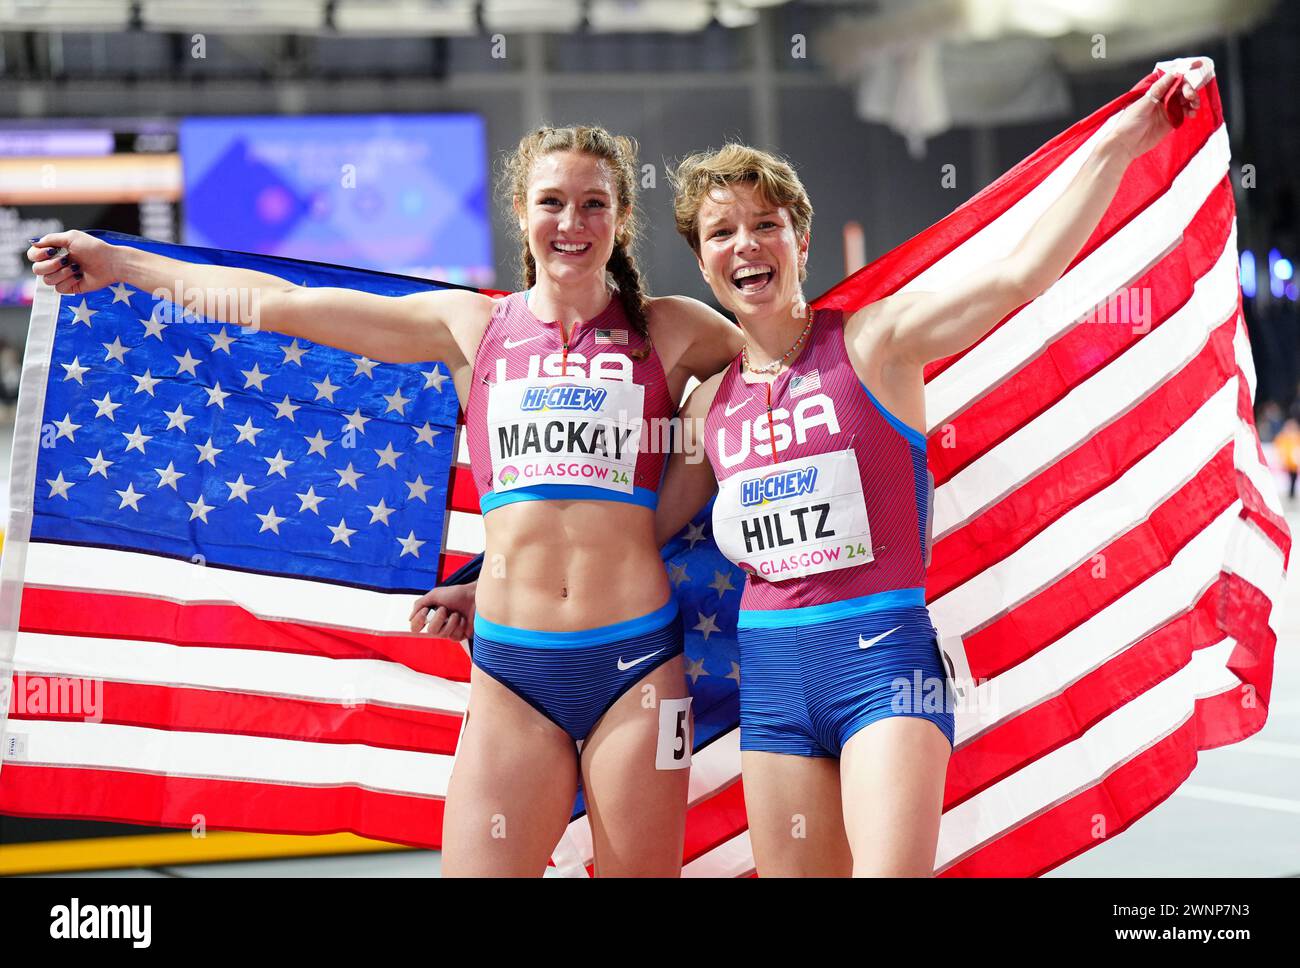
555, 242, 589, 253
732, 265, 770, 281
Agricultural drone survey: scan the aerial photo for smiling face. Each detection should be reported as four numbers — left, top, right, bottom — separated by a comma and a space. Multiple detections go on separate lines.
694, 180, 809, 319
516, 150, 626, 288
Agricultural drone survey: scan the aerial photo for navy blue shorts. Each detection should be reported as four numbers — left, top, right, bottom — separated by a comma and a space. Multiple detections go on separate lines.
737, 592, 955, 757
472, 598, 684, 743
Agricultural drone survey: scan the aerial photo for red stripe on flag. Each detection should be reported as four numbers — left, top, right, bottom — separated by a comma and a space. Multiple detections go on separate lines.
0, 765, 445, 850
682, 778, 748, 865
448, 466, 480, 515
19, 588, 471, 682
6, 679, 464, 756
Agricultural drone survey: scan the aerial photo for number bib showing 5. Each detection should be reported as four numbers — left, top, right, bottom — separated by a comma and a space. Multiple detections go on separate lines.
712, 448, 873, 581
487, 376, 645, 494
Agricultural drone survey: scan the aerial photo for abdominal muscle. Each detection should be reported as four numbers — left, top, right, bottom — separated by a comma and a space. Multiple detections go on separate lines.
475, 499, 671, 632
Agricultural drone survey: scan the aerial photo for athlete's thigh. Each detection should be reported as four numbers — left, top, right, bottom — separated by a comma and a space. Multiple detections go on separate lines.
741, 750, 852, 877
442, 664, 579, 877
838, 716, 950, 877
580, 655, 691, 877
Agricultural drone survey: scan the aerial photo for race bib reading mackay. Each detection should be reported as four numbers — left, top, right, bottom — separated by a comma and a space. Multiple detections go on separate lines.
713, 449, 872, 581
487, 376, 645, 494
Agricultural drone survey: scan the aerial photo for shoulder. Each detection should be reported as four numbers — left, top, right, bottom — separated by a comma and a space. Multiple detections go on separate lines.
647, 294, 743, 377
647, 294, 733, 337
684, 369, 727, 419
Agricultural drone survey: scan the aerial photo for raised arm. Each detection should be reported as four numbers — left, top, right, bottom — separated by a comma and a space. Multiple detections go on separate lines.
857, 69, 1200, 367
27, 229, 490, 366
654, 376, 721, 548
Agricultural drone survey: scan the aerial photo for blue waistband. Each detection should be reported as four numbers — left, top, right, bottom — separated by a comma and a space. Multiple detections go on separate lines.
481, 484, 658, 515
474, 596, 680, 647
737, 586, 927, 629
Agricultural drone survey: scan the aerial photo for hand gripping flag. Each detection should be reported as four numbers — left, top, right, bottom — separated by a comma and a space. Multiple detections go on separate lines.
551, 56, 1290, 877
0, 232, 492, 847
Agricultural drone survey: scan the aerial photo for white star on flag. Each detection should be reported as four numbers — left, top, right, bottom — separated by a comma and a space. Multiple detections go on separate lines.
46, 472, 75, 499
685, 657, 707, 685
121, 425, 151, 454
693, 612, 721, 640
273, 396, 300, 421
241, 363, 269, 391
92, 393, 123, 421
163, 404, 193, 433
256, 506, 287, 535
115, 482, 145, 511
668, 562, 689, 587
262, 449, 293, 478
208, 327, 236, 353
383, 388, 411, 415
140, 314, 167, 341
194, 437, 222, 466
683, 521, 708, 548
708, 571, 736, 596
414, 422, 439, 447
374, 441, 403, 469
186, 495, 214, 523
405, 475, 431, 502
280, 340, 308, 365
422, 367, 448, 392
153, 462, 185, 490
204, 382, 230, 409
327, 517, 357, 547
60, 357, 89, 384
296, 486, 326, 514
312, 375, 340, 402
173, 349, 202, 376
84, 450, 112, 478
335, 463, 364, 490
343, 408, 370, 433
225, 474, 253, 502
397, 530, 425, 558
353, 357, 378, 378
131, 370, 160, 396
102, 336, 129, 363
366, 497, 395, 525
53, 413, 81, 442
108, 282, 134, 305
233, 417, 263, 446
68, 300, 97, 327
303, 430, 332, 457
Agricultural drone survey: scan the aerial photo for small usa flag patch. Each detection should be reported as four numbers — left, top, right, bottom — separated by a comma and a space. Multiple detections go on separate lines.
789, 369, 821, 398
596, 328, 628, 345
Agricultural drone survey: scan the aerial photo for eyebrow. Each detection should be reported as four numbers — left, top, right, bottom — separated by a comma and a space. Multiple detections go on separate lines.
701, 209, 778, 230
533, 186, 612, 197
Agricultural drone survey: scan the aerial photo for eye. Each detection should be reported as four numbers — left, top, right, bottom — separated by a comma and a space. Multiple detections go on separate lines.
758, 220, 778, 230
538, 196, 561, 207
710, 227, 732, 239
584, 199, 608, 209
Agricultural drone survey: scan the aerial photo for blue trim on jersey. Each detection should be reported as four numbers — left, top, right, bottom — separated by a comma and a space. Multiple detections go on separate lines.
738, 586, 926, 629
474, 596, 679, 648
858, 381, 927, 449
480, 483, 658, 514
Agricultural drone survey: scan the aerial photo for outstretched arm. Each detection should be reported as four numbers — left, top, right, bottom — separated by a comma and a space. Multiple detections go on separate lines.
859, 69, 1201, 366
27, 229, 487, 366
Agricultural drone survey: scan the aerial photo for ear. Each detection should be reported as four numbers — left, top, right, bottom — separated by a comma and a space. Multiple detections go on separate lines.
513, 196, 526, 235
696, 252, 708, 281
797, 230, 810, 268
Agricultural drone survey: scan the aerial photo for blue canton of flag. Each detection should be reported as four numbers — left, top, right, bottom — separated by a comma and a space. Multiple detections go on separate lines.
33, 231, 463, 593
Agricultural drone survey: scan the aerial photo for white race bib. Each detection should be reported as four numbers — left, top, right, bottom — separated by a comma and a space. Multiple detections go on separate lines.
487, 376, 645, 494
712, 448, 872, 581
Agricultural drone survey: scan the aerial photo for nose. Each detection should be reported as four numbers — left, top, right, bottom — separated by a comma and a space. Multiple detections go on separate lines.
733, 225, 760, 254
558, 201, 583, 233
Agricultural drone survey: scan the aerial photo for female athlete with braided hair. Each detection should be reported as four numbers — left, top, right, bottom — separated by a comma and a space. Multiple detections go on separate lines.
30, 124, 741, 876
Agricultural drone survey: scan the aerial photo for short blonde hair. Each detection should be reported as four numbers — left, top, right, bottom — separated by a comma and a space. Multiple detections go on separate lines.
670, 143, 813, 281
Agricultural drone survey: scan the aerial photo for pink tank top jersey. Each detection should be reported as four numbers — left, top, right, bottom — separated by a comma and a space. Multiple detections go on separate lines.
702, 308, 932, 614
465, 290, 675, 514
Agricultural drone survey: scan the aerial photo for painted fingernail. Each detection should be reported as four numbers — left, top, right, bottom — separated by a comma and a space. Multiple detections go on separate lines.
60, 255, 70, 266
74, 272, 84, 280
70, 263, 80, 272
28, 237, 39, 243
46, 248, 57, 258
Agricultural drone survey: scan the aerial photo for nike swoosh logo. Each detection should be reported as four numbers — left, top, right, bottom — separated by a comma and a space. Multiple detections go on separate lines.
503, 335, 542, 349
724, 398, 752, 417
859, 626, 901, 649
617, 648, 664, 671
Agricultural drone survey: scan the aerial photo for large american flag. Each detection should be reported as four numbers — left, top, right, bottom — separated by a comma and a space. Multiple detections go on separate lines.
0, 235, 489, 846
548, 57, 1289, 876
0, 56, 1287, 877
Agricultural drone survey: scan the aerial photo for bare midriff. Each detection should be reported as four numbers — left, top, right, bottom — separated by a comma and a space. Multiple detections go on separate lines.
475, 499, 671, 632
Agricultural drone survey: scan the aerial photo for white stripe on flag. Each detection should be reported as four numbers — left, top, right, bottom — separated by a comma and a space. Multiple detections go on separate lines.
683, 829, 755, 878
446, 509, 486, 556
9, 718, 453, 796
12, 632, 469, 714
23, 542, 425, 634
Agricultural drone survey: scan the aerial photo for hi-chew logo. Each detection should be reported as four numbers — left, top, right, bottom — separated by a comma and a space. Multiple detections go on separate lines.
520, 384, 608, 412
740, 466, 818, 507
